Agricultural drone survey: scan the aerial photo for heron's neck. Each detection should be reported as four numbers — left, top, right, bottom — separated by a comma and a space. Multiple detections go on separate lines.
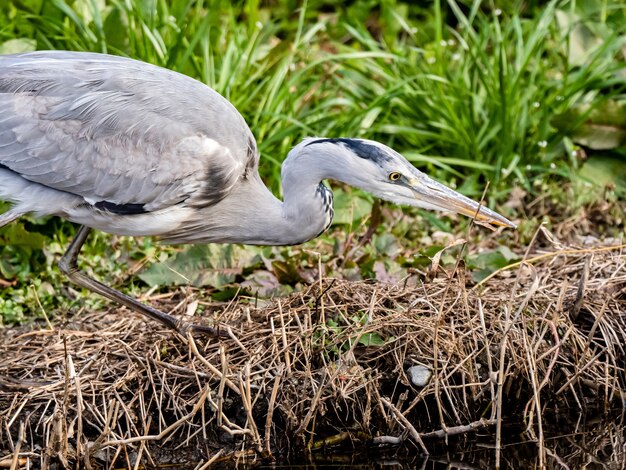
240, 174, 331, 246
274, 147, 338, 245
279, 180, 333, 245
180, 172, 330, 246
170, 148, 336, 246
234, 152, 334, 245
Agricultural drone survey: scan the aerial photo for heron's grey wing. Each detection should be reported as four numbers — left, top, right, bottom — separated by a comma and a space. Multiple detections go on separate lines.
0, 51, 259, 212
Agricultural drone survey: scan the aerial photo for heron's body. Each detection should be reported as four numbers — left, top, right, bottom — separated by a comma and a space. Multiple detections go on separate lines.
0, 51, 334, 245
0, 51, 515, 334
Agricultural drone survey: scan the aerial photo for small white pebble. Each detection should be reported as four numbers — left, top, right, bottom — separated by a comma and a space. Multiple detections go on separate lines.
407, 365, 432, 387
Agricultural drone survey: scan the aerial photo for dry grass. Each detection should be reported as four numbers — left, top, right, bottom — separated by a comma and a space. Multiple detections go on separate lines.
0, 226, 625, 468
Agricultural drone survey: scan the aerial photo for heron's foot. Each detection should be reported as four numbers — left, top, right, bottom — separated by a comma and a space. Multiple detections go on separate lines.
175, 318, 228, 338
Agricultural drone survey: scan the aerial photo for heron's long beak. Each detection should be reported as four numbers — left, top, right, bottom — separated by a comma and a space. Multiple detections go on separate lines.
409, 176, 516, 230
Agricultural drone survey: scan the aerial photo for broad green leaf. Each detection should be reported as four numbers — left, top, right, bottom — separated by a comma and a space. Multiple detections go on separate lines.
240, 270, 292, 297
467, 246, 520, 283
555, 9, 602, 66
103, 6, 128, 51
331, 188, 373, 225
374, 233, 399, 258
74, 0, 106, 25
579, 155, 626, 189
358, 332, 385, 346
0, 223, 46, 249
0, 257, 17, 279
0, 38, 36, 54
271, 259, 303, 284
552, 101, 626, 150
139, 245, 259, 288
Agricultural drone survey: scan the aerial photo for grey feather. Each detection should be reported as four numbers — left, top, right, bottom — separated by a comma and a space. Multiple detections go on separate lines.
0, 51, 258, 213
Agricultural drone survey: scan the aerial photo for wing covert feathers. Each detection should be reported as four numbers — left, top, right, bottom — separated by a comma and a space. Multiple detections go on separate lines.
0, 51, 259, 212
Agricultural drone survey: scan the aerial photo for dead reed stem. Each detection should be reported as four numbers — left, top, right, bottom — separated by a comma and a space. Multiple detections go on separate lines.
1, 235, 624, 467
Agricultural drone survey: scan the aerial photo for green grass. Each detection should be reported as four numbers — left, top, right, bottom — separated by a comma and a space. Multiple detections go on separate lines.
0, 0, 625, 324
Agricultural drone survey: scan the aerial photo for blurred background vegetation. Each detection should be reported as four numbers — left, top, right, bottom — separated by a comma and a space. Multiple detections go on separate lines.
0, 0, 624, 324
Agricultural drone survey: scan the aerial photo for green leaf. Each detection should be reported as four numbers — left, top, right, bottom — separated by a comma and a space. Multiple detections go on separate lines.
331, 187, 373, 225
358, 332, 385, 346
555, 9, 602, 66
102, 6, 128, 51
579, 155, 626, 189
240, 270, 292, 297
0, 223, 46, 249
0, 257, 17, 278
467, 246, 520, 283
0, 38, 36, 54
271, 259, 303, 284
374, 233, 399, 258
139, 245, 259, 288
552, 101, 626, 150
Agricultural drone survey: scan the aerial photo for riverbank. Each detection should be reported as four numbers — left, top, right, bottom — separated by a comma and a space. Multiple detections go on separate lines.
1, 226, 624, 468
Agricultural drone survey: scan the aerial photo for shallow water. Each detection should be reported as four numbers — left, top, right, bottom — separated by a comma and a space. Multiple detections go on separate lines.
144, 412, 625, 469
287, 422, 626, 469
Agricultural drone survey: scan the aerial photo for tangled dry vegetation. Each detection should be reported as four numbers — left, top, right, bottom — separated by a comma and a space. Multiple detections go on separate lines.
0, 225, 625, 468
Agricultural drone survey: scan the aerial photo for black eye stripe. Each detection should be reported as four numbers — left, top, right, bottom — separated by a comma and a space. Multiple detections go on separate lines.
306, 138, 392, 164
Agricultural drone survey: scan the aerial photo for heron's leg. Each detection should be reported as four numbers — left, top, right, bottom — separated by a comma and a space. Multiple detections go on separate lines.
58, 225, 221, 336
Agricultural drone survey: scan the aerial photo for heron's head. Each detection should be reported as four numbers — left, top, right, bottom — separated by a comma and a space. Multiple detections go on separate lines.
297, 138, 516, 229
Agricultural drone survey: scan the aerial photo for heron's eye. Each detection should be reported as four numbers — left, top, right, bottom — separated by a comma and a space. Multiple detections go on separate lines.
388, 172, 401, 181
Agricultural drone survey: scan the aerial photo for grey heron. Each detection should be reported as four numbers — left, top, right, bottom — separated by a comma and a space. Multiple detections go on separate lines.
0, 51, 515, 335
